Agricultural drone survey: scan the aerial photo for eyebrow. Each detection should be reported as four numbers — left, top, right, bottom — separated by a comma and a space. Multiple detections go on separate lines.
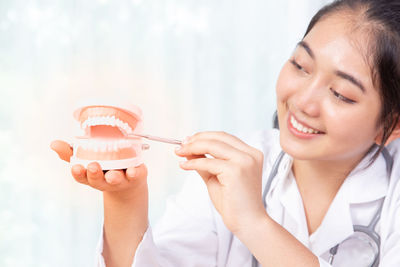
298, 41, 315, 59
297, 40, 366, 93
335, 70, 366, 93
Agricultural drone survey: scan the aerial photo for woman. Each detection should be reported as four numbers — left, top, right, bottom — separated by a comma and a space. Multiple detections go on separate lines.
51, 0, 400, 266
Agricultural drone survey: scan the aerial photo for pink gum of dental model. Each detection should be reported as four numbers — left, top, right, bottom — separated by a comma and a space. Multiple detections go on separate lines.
70, 104, 145, 170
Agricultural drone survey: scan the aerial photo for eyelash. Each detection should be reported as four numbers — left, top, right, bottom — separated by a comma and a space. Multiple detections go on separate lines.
290, 59, 356, 104
290, 59, 307, 73
330, 88, 356, 104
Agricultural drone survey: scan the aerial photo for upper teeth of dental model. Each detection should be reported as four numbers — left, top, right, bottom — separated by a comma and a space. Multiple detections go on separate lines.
81, 116, 133, 135
290, 115, 320, 134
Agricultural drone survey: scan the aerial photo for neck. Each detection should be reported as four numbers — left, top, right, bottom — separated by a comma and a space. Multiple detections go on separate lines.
292, 154, 366, 196
290, 152, 372, 237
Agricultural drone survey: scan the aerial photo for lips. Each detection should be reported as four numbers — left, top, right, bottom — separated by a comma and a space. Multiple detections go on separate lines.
70, 105, 145, 170
287, 113, 324, 137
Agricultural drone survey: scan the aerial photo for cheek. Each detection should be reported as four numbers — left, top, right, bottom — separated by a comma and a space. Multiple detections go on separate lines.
324, 102, 381, 144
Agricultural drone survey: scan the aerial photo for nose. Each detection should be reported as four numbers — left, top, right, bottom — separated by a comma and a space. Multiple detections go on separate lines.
294, 78, 323, 118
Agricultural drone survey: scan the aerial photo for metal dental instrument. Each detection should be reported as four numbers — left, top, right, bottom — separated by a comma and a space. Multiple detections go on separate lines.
76, 133, 182, 145
127, 133, 182, 145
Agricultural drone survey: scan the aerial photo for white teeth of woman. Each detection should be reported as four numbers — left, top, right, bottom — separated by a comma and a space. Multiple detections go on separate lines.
290, 116, 319, 134
81, 116, 134, 134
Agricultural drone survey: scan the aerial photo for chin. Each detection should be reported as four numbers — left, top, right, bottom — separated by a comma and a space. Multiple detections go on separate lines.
279, 131, 325, 161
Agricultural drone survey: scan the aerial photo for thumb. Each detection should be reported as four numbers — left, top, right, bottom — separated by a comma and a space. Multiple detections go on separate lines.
50, 140, 73, 162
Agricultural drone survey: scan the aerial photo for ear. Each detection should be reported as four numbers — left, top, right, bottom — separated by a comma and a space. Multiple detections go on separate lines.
375, 121, 400, 145
386, 125, 400, 144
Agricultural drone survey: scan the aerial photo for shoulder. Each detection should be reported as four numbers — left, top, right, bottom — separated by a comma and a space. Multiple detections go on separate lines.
380, 140, 400, 247
236, 128, 281, 157
236, 129, 282, 168
385, 139, 400, 204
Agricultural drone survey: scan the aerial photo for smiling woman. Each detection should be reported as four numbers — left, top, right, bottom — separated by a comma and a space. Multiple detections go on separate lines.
49, 0, 400, 267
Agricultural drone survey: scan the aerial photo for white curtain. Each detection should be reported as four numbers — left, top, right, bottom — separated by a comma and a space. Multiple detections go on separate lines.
0, 0, 330, 266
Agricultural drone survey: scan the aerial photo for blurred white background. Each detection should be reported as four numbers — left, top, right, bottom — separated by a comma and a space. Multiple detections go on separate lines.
0, 0, 329, 266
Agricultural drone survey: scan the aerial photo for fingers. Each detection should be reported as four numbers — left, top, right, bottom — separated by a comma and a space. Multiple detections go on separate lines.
189, 131, 259, 155
176, 131, 264, 164
176, 139, 244, 162
126, 164, 147, 181
185, 154, 210, 182
71, 164, 89, 185
180, 157, 227, 176
71, 161, 147, 192
104, 170, 127, 185
87, 162, 130, 191
86, 162, 110, 190
50, 140, 73, 162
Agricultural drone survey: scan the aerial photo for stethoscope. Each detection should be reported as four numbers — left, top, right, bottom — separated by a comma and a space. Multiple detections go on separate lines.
251, 147, 393, 267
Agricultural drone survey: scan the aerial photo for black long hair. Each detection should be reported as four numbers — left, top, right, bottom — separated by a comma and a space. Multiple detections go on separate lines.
304, 0, 400, 160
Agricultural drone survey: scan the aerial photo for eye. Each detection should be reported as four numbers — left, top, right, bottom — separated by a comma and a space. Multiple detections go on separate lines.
330, 88, 356, 104
290, 59, 308, 74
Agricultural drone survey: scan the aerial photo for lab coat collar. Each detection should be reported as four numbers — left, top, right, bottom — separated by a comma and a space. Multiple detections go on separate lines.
274, 154, 355, 253
311, 150, 390, 255
275, 146, 390, 205
309, 148, 390, 255
272, 147, 390, 256
341, 149, 390, 204
308, 184, 354, 256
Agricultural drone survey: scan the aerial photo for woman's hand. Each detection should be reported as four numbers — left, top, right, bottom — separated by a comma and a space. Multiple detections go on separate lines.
51, 140, 149, 266
175, 131, 267, 233
50, 140, 148, 199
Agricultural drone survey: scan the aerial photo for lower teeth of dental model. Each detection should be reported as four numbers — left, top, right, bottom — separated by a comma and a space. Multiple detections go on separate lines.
75, 139, 136, 152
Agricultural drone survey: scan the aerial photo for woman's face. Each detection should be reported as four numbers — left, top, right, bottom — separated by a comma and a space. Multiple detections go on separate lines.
276, 13, 382, 162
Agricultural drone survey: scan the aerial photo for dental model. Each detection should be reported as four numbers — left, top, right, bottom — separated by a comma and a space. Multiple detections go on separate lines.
70, 104, 145, 170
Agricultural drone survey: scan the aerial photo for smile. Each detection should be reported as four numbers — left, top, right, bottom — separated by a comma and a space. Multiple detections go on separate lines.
288, 113, 323, 136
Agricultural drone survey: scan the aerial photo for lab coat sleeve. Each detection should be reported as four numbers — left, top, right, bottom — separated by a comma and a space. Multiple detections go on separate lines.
380, 208, 400, 266
94, 224, 161, 267
380, 140, 400, 266
94, 171, 218, 267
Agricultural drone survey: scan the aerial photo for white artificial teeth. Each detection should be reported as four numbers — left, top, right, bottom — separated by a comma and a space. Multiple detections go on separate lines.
81, 115, 134, 134
76, 137, 140, 152
100, 142, 106, 152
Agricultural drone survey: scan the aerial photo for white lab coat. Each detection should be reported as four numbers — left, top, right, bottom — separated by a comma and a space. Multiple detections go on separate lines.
95, 129, 400, 267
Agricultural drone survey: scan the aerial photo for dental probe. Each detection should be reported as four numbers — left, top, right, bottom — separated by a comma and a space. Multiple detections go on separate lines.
128, 133, 182, 145
76, 134, 182, 145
